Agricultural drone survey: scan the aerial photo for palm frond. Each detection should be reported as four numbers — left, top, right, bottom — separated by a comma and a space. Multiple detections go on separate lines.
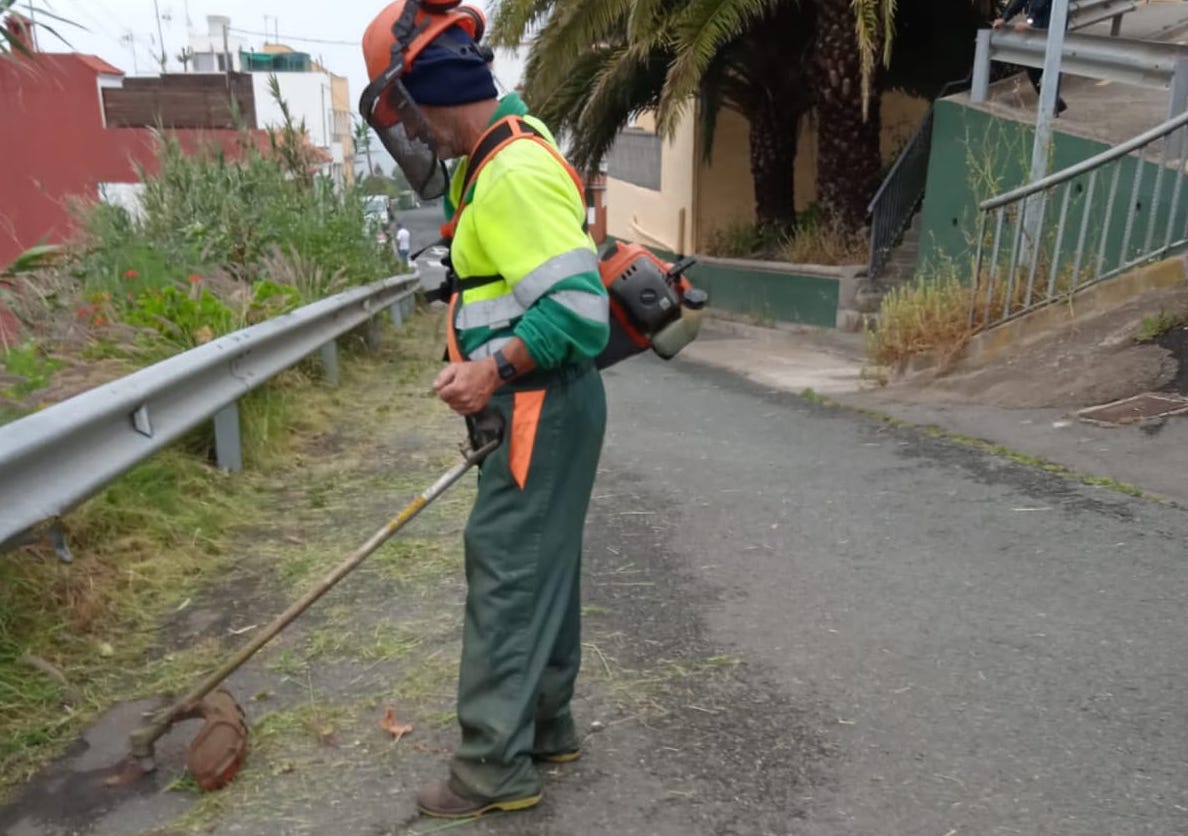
657, 0, 783, 136
626, 0, 670, 45
489, 0, 556, 48
522, 0, 634, 85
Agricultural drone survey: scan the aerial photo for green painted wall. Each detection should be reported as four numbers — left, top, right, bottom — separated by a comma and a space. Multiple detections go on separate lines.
604, 238, 840, 328
682, 261, 839, 328
917, 99, 1187, 283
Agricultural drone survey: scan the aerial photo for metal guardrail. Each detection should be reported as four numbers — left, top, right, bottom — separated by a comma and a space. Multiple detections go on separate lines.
967, 109, 1188, 331
1068, 0, 1136, 36
971, 29, 1188, 101
0, 273, 421, 552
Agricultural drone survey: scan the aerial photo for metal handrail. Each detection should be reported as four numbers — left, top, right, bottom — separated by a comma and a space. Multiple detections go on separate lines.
866, 78, 970, 284
968, 106, 1188, 332
982, 108, 1188, 209
0, 273, 421, 550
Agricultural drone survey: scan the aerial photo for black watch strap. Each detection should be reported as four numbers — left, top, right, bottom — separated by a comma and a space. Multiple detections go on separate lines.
493, 348, 517, 382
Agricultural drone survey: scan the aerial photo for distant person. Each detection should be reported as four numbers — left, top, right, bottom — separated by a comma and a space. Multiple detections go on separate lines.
994, 0, 1069, 116
395, 222, 411, 267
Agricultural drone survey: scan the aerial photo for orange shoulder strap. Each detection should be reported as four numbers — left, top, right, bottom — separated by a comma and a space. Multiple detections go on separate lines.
442, 116, 586, 241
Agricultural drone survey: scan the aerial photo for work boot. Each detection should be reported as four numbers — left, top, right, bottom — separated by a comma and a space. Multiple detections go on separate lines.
416, 779, 542, 819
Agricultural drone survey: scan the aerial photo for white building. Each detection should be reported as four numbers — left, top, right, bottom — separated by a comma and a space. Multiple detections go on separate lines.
188, 15, 246, 73
187, 15, 348, 186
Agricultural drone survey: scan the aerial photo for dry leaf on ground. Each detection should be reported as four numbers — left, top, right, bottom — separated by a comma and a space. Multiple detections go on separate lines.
379, 706, 413, 741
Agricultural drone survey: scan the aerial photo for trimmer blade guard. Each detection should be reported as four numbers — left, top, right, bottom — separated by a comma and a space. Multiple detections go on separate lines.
181, 687, 249, 791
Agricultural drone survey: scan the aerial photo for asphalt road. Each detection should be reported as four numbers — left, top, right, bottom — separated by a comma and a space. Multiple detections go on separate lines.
577, 354, 1188, 835
395, 205, 450, 294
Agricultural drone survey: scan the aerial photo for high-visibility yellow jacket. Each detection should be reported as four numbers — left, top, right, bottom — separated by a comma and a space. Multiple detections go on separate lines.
444, 93, 609, 369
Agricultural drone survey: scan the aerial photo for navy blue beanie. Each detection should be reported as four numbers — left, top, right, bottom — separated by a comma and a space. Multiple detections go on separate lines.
402, 26, 497, 107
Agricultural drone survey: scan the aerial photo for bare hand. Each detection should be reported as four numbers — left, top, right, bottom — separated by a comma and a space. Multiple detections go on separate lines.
992, 17, 1005, 28
1014, 21, 1030, 31
434, 359, 500, 416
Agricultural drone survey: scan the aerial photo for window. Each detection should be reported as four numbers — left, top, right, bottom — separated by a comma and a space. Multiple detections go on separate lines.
606, 131, 661, 191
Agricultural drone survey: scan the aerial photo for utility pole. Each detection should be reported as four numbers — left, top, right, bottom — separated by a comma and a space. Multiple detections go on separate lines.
1022, 0, 1071, 257
152, 0, 167, 72
222, 18, 231, 91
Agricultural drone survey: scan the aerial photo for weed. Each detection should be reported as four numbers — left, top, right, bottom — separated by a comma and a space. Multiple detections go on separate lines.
783, 211, 867, 266
866, 266, 978, 367
1137, 308, 1188, 342
703, 219, 785, 260
1, 342, 64, 397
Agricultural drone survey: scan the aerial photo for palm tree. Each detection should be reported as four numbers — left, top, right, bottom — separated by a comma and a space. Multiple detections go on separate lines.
812, 0, 894, 231
495, 0, 987, 235
491, 0, 814, 232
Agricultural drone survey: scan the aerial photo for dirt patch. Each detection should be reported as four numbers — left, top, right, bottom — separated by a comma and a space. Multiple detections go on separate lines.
873, 285, 1188, 410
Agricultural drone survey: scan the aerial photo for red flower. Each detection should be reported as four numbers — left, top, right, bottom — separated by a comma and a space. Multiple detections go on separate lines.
124, 269, 138, 279
187, 274, 203, 284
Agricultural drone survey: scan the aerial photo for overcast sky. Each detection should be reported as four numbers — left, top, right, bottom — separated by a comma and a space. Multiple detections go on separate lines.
28, 0, 527, 104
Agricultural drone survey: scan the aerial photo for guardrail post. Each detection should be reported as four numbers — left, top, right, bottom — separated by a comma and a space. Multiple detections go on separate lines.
213, 402, 243, 472
320, 340, 339, 386
402, 294, 415, 320
50, 523, 72, 564
1169, 60, 1188, 167
366, 315, 382, 351
390, 301, 404, 327
972, 29, 992, 103
1109, 13, 1122, 37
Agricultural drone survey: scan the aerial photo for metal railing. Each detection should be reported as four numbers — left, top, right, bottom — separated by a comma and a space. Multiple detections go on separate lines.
867, 80, 969, 285
0, 274, 421, 553
867, 109, 935, 285
1068, 0, 1136, 36
971, 29, 1188, 102
968, 109, 1188, 330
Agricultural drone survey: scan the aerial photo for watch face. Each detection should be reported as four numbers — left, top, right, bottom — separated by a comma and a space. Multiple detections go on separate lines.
496, 351, 515, 380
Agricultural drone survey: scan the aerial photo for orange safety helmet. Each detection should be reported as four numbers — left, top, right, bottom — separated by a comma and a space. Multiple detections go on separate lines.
358, 0, 488, 200
359, 0, 486, 130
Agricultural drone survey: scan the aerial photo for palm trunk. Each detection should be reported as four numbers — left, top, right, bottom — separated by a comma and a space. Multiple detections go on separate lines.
814, 0, 883, 232
748, 102, 800, 232
741, 2, 814, 234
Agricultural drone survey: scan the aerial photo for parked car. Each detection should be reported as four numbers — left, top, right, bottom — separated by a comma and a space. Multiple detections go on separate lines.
364, 195, 392, 244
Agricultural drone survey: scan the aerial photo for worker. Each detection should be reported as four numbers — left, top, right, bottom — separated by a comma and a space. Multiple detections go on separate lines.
359, 0, 610, 820
993, 0, 1069, 116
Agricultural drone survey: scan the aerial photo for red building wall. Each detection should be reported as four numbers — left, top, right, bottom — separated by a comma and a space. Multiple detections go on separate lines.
0, 53, 262, 266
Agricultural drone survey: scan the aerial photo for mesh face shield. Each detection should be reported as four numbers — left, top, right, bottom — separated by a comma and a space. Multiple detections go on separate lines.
359, 68, 449, 201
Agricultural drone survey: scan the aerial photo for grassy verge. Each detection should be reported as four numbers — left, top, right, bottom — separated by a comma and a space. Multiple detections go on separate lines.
0, 310, 445, 795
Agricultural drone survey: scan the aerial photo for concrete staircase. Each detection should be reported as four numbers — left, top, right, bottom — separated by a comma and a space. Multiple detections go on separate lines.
850, 211, 924, 325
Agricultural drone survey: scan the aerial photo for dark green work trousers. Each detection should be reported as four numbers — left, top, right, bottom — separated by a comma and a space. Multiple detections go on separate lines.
449, 361, 606, 801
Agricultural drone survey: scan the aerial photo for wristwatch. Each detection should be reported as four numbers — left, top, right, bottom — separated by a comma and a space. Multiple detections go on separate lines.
492, 349, 517, 382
